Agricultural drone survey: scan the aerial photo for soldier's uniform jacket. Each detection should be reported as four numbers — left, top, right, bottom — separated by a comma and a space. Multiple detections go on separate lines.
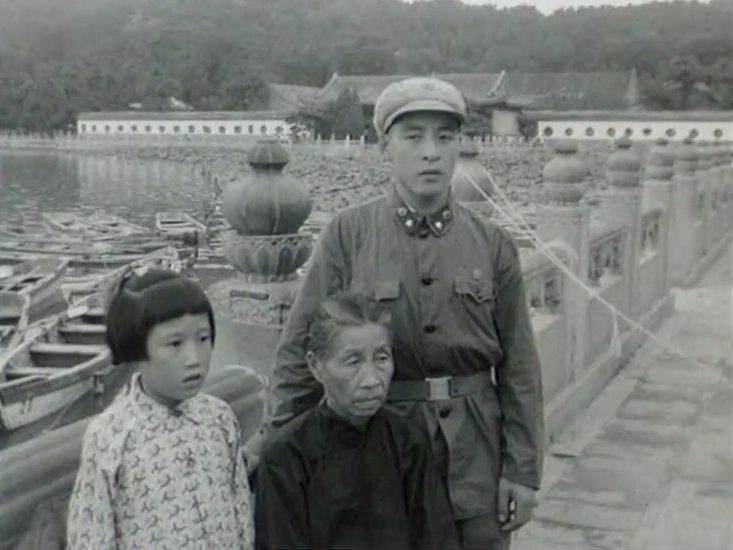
268, 189, 545, 521
66, 373, 254, 550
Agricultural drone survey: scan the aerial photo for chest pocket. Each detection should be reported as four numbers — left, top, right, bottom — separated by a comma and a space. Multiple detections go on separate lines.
454, 274, 494, 306
371, 279, 401, 302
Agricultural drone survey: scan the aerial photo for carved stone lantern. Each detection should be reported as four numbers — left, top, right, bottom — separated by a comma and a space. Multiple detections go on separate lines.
209, 139, 314, 377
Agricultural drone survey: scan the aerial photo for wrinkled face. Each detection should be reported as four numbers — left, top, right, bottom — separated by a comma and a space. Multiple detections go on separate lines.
308, 324, 394, 424
384, 111, 461, 208
139, 313, 213, 407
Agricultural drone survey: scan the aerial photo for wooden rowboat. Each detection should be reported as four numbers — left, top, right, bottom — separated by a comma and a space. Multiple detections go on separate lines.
0, 238, 166, 258
0, 220, 62, 241
0, 294, 111, 431
0, 293, 30, 355
42, 211, 149, 240
0, 258, 69, 314
0, 249, 167, 271
61, 246, 183, 303
155, 211, 206, 240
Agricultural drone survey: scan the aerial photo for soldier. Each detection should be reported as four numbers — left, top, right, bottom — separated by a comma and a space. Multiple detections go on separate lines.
245, 77, 544, 549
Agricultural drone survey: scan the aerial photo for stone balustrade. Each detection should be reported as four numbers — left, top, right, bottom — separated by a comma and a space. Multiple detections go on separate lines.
1, 134, 732, 550
525, 135, 732, 444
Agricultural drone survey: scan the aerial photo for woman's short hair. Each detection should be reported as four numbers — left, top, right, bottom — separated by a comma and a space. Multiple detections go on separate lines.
306, 292, 392, 360
105, 268, 215, 365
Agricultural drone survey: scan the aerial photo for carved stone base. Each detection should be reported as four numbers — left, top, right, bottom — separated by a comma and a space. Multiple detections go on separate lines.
208, 276, 303, 378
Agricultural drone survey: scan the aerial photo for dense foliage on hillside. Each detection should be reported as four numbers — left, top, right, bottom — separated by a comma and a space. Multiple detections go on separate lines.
0, 0, 730, 131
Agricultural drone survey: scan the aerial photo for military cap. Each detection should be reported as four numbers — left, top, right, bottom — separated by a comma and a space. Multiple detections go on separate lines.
373, 77, 467, 138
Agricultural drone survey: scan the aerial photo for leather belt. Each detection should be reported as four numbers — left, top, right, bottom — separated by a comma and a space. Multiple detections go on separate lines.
386, 370, 494, 402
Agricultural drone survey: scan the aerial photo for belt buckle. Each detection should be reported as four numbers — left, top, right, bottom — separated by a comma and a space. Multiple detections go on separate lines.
426, 376, 451, 401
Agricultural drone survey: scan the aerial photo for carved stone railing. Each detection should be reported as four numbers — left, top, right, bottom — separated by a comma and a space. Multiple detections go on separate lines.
521, 243, 572, 318
640, 207, 663, 258
697, 190, 706, 217
588, 225, 627, 285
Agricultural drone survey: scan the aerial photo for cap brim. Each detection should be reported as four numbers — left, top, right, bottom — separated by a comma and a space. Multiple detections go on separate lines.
383, 99, 466, 134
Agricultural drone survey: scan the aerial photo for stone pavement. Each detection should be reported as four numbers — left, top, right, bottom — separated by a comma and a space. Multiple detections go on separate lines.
514, 242, 733, 550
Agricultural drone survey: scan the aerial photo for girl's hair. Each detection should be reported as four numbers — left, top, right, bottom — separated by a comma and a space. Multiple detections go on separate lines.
105, 268, 215, 365
306, 293, 392, 360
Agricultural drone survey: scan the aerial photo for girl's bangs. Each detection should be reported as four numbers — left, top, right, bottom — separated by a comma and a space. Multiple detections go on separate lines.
136, 277, 213, 329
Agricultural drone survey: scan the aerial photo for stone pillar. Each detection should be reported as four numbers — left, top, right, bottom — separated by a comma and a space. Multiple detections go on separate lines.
536, 140, 591, 381
600, 136, 643, 322
710, 141, 724, 241
725, 142, 733, 232
208, 139, 314, 378
642, 137, 675, 295
451, 139, 495, 220
670, 137, 700, 285
696, 141, 713, 254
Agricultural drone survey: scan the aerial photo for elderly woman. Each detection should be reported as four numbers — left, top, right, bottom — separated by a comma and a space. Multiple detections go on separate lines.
254, 293, 459, 549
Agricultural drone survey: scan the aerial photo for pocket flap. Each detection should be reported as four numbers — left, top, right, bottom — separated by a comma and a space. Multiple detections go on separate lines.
373, 280, 401, 301
454, 275, 493, 304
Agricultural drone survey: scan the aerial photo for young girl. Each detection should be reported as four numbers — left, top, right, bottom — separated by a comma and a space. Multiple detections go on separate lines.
67, 266, 254, 550
255, 292, 460, 550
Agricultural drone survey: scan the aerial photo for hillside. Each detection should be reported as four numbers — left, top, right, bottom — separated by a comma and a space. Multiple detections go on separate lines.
0, 0, 730, 131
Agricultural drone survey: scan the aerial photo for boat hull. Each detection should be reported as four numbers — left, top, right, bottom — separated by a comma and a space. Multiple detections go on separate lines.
0, 372, 99, 430
43, 212, 149, 239
156, 212, 206, 240
0, 293, 30, 354
0, 259, 69, 316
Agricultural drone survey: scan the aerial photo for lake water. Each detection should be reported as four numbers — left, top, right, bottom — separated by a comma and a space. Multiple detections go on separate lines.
0, 150, 212, 227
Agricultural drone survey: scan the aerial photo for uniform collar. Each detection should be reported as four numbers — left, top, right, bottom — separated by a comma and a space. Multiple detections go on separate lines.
127, 372, 201, 426
388, 187, 454, 238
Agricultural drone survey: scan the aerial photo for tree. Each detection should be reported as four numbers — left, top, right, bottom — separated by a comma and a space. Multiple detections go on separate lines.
0, 0, 731, 130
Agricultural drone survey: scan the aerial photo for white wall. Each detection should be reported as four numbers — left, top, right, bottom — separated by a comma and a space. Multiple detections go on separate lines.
76, 118, 294, 137
538, 119, 733, 142
492, 109, 521, 136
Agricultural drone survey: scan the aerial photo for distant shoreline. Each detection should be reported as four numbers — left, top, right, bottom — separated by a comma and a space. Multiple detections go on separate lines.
0, 135, 620, 212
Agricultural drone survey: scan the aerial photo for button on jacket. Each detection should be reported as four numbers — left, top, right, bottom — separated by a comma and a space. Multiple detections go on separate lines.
268, 189, 544, 520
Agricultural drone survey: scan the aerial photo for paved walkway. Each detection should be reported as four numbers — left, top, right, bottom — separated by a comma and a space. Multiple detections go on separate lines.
514, 243, 733, 550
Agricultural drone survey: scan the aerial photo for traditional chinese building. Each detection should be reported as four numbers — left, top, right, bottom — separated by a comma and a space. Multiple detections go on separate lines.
272, 69, 642, 139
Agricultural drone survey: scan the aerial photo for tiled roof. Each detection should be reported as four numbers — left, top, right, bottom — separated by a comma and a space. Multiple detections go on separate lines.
317, 71, 637, 110
267, 84, 321, 112
502, 72, 636, 110
331, 72, 505, 104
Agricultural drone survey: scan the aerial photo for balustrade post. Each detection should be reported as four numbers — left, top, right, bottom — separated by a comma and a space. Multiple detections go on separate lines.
208, 139, 314, 375
670, 137, 700, 285
696, 141, 713, 254
726, 143, 733, 232
642, 138, 675, 296
599, 136, 643, 323
536, 139, 590, 382
450, 139, 495, 219
710, 140, 724, 241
